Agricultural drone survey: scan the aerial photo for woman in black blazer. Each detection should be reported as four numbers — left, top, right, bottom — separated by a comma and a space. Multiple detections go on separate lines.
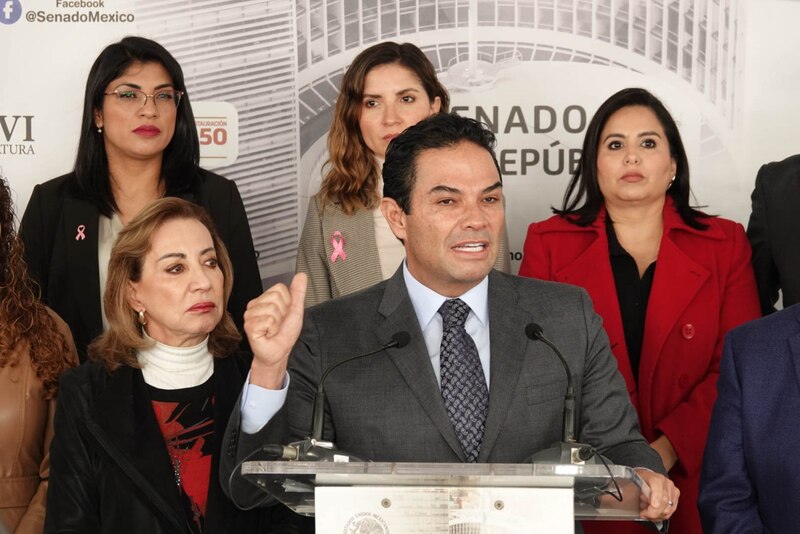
20, 37, 261, 360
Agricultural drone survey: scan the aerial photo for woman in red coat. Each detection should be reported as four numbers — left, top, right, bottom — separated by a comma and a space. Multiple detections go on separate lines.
519, 88, 760, 534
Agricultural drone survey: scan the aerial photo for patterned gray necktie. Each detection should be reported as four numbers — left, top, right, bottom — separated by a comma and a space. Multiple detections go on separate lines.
439, 298, 489, 463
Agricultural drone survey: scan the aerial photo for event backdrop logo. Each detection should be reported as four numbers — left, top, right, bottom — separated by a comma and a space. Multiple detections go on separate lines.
0, 0, 22, 24
0, 115, 34, 155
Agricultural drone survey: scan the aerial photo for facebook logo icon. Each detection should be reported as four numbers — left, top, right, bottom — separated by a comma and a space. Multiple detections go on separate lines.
0, 0, 22, 25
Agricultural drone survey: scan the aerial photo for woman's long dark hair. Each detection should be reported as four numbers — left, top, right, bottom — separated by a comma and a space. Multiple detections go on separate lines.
0, 175, 74, 398
556, 87, 708, 229
74, 36, 200, 217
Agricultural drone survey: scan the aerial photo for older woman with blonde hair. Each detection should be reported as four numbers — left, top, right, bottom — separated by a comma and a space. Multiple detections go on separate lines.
45, 197, 300, 533
0, 175, 77, 534
297, 41, 509, 307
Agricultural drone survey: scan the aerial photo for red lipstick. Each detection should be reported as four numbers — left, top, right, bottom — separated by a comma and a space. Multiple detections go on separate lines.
133, 125, 161, 137
188, 302, 216, 313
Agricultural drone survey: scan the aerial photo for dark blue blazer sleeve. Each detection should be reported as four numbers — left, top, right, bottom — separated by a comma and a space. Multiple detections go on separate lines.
698, 330, 762, 533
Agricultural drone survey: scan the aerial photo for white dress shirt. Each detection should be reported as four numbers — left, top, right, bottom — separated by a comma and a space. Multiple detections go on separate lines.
402, 263, 491, 388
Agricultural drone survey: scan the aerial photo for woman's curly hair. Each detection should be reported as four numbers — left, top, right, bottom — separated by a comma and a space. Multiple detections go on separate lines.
0, 174, 73, 399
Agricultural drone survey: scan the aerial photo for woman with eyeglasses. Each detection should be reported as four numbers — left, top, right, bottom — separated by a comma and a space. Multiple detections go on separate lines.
20, 36, 262, 361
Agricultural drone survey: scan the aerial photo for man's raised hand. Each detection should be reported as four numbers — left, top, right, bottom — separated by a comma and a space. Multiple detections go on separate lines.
244, 273, 307, 389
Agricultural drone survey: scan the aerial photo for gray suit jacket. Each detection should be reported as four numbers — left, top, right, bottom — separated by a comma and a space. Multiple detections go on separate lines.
222, 268, 663, 506
296, 194, 511, 307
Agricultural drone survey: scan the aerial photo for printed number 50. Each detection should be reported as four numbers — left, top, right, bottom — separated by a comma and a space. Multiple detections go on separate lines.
199, 127, 227, 145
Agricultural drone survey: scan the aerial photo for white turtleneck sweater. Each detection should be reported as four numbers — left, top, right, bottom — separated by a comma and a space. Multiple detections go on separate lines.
137, 332, 214, 390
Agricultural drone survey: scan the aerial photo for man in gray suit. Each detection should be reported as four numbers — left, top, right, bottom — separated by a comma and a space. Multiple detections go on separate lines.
224, 112, 678, 523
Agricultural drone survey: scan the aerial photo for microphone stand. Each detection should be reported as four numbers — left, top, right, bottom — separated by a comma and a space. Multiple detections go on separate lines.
274, 331, 411, 462
524, 323, 625, 509
525, 323, 599, 465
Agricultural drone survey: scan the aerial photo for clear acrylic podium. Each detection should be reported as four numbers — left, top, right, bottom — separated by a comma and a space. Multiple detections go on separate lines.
241, 461, 652, 533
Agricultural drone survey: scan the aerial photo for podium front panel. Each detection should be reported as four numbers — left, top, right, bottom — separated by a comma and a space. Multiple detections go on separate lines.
315, 486, 574, 533
242, 461, 646, 522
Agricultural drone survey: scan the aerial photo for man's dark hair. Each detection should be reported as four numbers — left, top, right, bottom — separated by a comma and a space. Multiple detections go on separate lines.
383, 112, 501, 213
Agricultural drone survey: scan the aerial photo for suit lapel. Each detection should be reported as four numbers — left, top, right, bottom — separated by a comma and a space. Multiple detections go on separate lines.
479, 271, 528, 461
62, 196, 103, 340
321, 205, 383, 296
87, 367, 186, 531
376, 269, 466, 460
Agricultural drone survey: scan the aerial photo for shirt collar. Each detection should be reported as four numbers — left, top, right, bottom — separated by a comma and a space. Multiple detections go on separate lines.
403, 261, 489, 332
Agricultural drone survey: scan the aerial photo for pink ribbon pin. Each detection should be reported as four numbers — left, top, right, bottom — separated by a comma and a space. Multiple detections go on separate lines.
330, 231, 346, 263
75, 225, 86, 241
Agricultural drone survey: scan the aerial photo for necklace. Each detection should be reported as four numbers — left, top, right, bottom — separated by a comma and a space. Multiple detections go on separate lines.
167, 437, 191, 488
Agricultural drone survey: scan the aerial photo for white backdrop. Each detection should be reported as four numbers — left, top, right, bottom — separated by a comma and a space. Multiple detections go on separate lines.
2, 0, 800, 282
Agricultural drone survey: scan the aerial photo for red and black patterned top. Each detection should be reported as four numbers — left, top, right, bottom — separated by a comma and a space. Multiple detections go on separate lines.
150, 378, 215, 533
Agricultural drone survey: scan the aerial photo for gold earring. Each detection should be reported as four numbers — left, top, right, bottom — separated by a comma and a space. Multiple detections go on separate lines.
138, 310, 147, 325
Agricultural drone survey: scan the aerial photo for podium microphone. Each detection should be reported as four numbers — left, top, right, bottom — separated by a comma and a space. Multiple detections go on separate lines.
228, 332, 413, 508
272, 331, 411, 462
311, 331, 411, 441
524, 323, 598, 465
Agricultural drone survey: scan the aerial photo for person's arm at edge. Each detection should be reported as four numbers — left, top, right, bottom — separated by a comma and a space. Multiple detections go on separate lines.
18, 312, 79, 532
746, 165, 779, 315
698, 329, 762, 533
16, 401, 56, 533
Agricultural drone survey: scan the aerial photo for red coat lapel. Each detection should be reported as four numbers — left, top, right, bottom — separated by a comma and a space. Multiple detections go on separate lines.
549, 210, 639, 404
